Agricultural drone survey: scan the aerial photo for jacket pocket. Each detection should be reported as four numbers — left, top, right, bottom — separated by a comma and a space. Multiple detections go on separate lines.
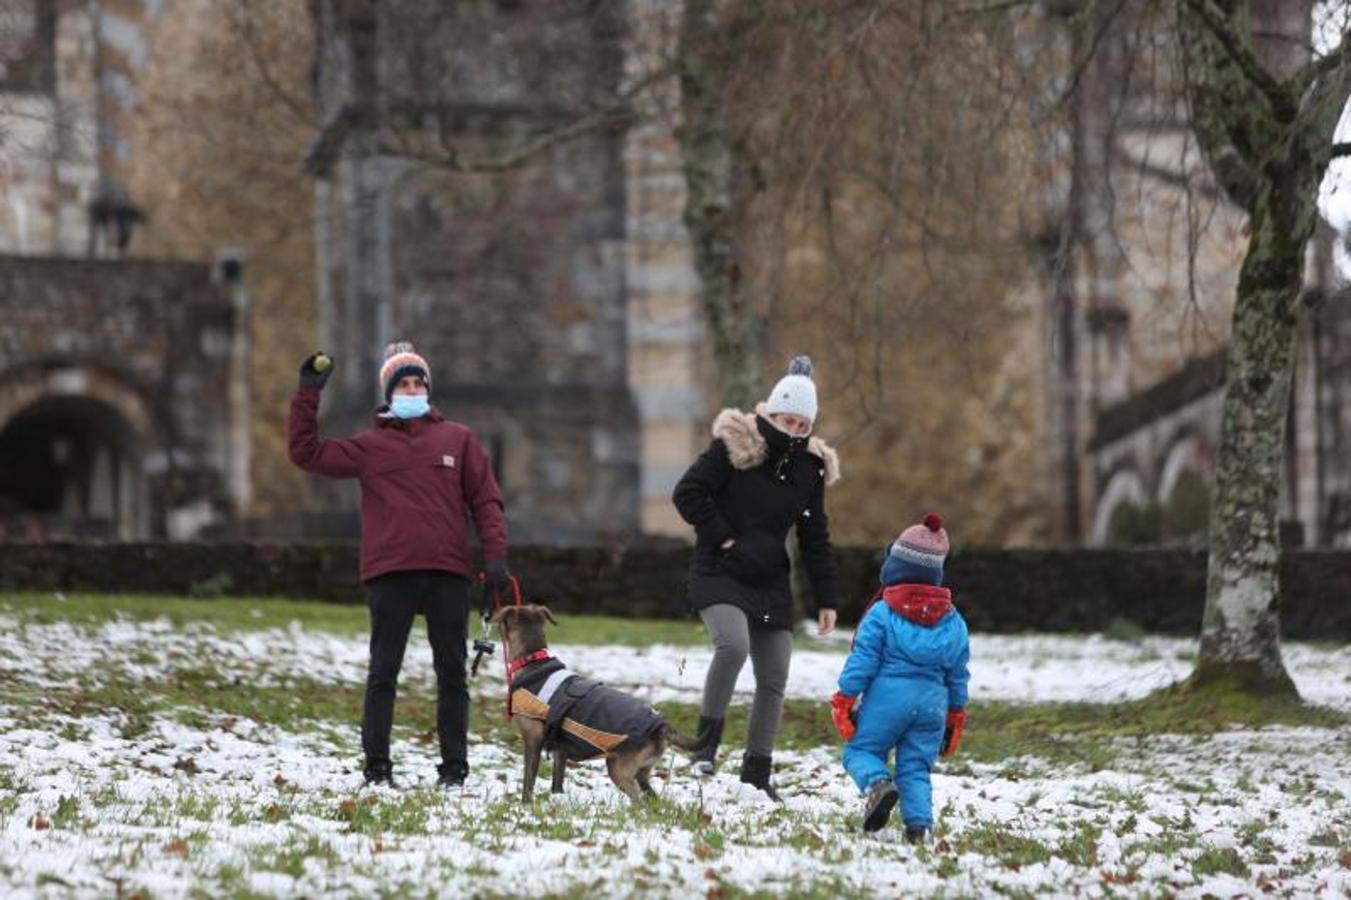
719, 531, 787, 586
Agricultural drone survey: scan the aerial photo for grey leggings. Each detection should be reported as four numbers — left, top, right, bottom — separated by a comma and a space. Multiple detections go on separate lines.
698, 603, 793, 757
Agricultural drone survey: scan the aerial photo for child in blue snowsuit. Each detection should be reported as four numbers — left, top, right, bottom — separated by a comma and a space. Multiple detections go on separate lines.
831, 512, 969, 839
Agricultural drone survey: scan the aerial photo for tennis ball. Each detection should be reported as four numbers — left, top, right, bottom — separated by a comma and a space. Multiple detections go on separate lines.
313, 353, 332, 372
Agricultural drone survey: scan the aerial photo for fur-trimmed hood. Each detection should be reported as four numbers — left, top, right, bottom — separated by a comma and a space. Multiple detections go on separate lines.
711, 403, 841, 486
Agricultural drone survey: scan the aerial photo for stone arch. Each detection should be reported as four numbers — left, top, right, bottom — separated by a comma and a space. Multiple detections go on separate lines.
1154, 430, 1215, 541
1090, 465, 1148, 546
1156, 430, 1215, 504
0, 363, 160, 539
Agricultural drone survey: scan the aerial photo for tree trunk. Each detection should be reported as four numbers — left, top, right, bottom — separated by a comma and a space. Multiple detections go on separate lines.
1175, 0, 1349, 697
1194, 178, 1307, 695
678, 0, 761, 409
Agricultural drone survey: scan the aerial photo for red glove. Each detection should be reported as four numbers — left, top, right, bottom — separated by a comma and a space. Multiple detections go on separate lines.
940, 709, 966, 758
830, 692, 858, 742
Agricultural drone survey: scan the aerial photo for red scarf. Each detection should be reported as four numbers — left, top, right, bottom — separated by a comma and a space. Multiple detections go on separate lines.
882, 583, 953, 626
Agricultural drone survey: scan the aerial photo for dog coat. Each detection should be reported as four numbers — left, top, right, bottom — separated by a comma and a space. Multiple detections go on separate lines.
509, 659, 666, 762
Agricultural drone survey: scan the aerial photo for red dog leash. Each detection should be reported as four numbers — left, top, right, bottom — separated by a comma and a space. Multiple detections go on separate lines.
476, 572, 523, 721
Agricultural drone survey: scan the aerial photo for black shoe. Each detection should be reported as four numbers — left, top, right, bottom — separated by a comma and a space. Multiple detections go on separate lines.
363, 762, 396, 788
739, 753, 781, 802
904, 825, 928, 844
690, 716, 724, 776
437, 764, 467, 790
863, 781, 899, 832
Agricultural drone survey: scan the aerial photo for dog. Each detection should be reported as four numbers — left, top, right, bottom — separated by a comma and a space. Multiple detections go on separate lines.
491, 604, 711, 803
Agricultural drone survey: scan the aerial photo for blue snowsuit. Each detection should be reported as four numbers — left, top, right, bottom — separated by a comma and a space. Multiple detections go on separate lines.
838, 587, 969, 829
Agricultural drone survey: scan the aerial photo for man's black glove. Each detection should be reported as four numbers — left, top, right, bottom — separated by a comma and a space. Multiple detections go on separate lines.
299, 352, 334, 390
482, 558, 512, 615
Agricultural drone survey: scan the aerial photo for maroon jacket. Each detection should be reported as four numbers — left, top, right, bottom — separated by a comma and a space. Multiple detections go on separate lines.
288, 387, 508, 583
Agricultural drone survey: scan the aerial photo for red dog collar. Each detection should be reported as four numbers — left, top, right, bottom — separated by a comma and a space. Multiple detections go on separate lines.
506, 649, 553, 680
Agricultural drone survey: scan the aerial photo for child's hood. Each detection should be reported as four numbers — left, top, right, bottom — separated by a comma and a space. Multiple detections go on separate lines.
882, 583, 953, 627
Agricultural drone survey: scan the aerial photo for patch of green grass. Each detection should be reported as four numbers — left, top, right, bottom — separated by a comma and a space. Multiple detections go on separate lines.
8, 656, 454, 740
957, 683, 1349, 769
247, 833, 335, 879
51, 794, 82, 830
952, 818, 1055, 868
1, 592, 370, 635
0, 592, 717, 647
174, 792, 222, 822
1122, 813, 1198, 863
653, 681, 1350, 766
34, 873, 74, 889
1191, 845, 1248, 879
655, 698, 836, 755
56, 720, 90, 742
1307, 825, 1343, 847
199, 861, 260, 900
1055, 820, 1104, 866
533, 613, 710, 647
716, 877, 861, 900
1235, 818, 1280, 864
331, 792, 433, 837
1095, 784, 1148, 814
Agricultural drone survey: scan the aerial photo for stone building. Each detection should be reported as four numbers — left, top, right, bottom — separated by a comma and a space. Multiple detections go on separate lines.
1088, 257, 1351, 548
1032, 0, 1351, 548
304, 0, 705, 543
0, 0, 247, 539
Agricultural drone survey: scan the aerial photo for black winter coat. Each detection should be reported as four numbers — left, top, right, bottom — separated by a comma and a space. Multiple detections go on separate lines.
672, 407, 840, 629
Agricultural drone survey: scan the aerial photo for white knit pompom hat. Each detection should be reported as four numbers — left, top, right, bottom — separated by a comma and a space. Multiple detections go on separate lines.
764, 355, 818, 424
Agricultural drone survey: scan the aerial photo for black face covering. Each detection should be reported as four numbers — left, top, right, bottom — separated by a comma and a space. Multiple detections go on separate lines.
757, 414, 809, 482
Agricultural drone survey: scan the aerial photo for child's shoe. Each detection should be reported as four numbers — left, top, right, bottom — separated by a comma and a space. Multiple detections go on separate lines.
904, 825, 928, 844
863, 780, 898, 832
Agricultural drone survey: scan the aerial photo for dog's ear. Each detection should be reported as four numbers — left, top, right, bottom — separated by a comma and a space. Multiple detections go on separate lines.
489, 606, 515, 626
538, 605, 558, 625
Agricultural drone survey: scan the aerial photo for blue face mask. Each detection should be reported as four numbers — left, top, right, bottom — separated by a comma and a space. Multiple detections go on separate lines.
389, 393, 430, 419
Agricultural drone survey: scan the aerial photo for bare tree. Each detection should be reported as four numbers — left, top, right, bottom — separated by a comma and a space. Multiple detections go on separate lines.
677, 0, 761, 409
1178, 0, 1351, 694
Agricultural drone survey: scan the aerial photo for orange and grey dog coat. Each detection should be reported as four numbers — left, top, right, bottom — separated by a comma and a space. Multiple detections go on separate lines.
510, 660, 665, 762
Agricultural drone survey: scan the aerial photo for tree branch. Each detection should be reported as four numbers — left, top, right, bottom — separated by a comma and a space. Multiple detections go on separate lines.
1286, 26, 1351, 100
415, 105, 635, 173
1055, 0, 1129, 108
1294, 52, 1351, 174
1182, 0, 1296, 121
311, 59, 680, 176
940, 0, 1041, 18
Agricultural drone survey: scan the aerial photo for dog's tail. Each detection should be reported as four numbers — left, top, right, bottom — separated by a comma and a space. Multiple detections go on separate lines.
662, 721, 715, 753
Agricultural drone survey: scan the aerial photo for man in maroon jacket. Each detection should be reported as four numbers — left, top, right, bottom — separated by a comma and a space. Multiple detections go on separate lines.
289, 341, 510, 788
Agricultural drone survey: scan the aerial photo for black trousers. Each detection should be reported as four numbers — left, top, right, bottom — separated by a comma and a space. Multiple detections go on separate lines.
361, 570, 470, 777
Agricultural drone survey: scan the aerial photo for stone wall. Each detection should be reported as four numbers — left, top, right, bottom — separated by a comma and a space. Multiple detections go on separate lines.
308, 0, 642, 544
2, 541, 1347, 638
0, 256, 238, 538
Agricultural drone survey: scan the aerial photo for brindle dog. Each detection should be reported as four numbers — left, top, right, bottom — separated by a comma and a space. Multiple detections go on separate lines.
492, 604, 709, 803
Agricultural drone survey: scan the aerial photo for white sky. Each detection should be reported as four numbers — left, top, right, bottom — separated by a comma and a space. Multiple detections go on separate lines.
1314, 2, 1351, 242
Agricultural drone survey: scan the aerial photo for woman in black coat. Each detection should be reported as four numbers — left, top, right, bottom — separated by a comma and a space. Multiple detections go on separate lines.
672, 357, 840, 799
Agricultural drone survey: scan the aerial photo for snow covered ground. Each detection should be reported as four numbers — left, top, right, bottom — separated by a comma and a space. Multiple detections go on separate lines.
1, 600, 1349, 897
4, 609, 1347, 709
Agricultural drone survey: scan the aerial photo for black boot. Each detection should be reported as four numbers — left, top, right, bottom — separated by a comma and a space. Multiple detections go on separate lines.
739, 753, 781, 802
436, 762, 466, 790
863, 781, 899, 832
904, 825, 928, 844
690, 716, 724, 776
363, 760, 396, 788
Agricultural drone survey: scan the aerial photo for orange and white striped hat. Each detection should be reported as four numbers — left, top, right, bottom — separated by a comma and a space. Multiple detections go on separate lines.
379, 341, 431, 401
